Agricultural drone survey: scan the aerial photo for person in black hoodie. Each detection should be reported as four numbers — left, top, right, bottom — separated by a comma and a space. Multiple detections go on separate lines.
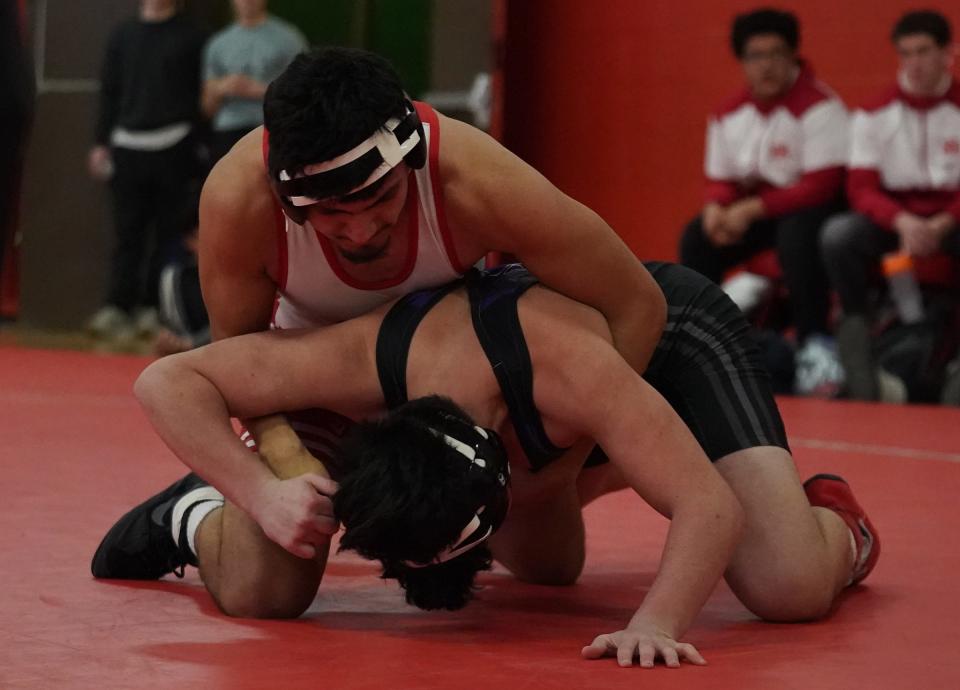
86, 0, 206, 342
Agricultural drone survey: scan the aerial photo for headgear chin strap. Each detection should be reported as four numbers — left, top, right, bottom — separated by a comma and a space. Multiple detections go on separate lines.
271, 101, 426, 224
403, 423, 511, 569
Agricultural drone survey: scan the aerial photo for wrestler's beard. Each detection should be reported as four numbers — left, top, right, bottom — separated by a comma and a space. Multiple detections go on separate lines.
340, 235, 390, 264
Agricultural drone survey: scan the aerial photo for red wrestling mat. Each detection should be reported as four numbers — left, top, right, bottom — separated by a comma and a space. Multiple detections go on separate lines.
1, 345, 958, 690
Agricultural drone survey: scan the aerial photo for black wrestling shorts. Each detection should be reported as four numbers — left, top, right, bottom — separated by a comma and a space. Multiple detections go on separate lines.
641, 261, 790, 461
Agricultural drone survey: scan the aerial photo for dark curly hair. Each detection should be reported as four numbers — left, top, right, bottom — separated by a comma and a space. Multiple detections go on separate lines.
892, 10, 951, 47
264, 47, 409, 181
333, 396, 506, 611
731, 8, 799, 58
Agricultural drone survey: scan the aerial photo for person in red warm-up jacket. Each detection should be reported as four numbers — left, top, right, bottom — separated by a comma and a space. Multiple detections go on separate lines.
821, 10, 960, 401
679, 8, 849, 398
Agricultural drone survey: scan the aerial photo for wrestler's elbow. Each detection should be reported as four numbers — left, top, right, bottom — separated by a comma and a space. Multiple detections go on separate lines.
133, 355, 187, 415
699, 483, 745, 552
628, 277, 667, 342
672, 473, 743, 528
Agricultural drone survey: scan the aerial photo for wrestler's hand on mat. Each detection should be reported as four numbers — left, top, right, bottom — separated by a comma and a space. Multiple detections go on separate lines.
252, 474, 340, 559
581, 622, 706, 668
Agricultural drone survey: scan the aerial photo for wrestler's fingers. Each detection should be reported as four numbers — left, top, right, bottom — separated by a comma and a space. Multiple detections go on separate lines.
313, 515, 339, 536
291, 541, 316, 560
660, 645, 681, 668
581, 635, 615, 660
301, 473, 339, 496
635, 643, 656, 668
676, 642, 706, 665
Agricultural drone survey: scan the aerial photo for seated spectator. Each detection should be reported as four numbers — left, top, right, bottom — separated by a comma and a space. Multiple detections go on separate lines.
153, 193, 209, 357
201, 0, 307, 164
821, 10, 960, 401
679, 8, 848, 397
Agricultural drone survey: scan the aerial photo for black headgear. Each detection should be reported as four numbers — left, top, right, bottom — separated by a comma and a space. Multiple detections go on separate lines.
268, 100, 426, 224
403, 415, 511, 568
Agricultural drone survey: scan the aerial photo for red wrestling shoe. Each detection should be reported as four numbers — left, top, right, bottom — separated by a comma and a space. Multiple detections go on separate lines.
803, 473, 880, 586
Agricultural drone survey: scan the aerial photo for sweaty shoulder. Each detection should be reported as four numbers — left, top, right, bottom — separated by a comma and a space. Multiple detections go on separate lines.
203, 127, 273, 216
516, 285, 622, 444
200, 127, 280, 278
436, 114, 522, 195
432, 114, 502, 262
518, 286, 614, 357
199, 127, 284, 339
438, 114, 577, 262
435, 114, 494, 185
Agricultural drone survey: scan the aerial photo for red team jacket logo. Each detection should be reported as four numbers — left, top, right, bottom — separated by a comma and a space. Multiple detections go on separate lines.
944, 138, 960, 155
769, 143, 790, 158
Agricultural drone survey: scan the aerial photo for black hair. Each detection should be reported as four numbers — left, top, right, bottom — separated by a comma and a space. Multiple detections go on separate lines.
333, 396, 501, 611
264, 47, 409, 181
892, 10, 951, 47
731, 8, 800, 58
333, 170, 393, 205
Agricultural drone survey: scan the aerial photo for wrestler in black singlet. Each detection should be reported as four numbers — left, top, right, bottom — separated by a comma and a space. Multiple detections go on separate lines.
376, 263, 789, 469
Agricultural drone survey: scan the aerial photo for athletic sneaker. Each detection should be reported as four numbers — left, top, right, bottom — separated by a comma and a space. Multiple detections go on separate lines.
721, 271, 773, 316
803, 473, 880, 586
794, 334, 845, 398
836, 315, 878, 401
941, 357, 960, 407
876, 367, 908, 404
86, 305, 133, 339
134, 307, 161, 337
91, 473, 208, 579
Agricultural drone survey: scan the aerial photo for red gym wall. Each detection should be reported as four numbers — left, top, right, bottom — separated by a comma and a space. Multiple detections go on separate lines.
501, 1, 960, 261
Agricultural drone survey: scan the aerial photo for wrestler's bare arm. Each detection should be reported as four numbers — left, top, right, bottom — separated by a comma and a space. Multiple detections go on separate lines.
199, 131, 279, 340
198, 132, 321, 467
134, 319, 384, 555
439, 115, 666, 374
524, 302, 743, 665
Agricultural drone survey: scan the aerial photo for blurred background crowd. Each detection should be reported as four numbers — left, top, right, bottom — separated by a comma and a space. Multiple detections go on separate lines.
1, 0, 957, 407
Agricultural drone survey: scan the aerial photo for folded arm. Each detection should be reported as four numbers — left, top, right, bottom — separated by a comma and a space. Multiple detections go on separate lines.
134, 324, 382, 554
758, 166, 844, 217
847, 168, 904, 230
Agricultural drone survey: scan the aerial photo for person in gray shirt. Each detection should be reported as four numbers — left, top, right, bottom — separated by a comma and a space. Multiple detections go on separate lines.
202, 0, 306, 162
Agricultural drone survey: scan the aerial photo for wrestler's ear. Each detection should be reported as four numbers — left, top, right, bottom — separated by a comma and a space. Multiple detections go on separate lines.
264, 126, 309, 224
265, 170, 309, 225
279, 195, 309, 225
401, 100, 426, 171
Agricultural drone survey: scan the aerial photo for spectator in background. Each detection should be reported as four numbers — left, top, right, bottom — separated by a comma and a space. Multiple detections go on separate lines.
821, 10, 960, 401
679, 8, 848, 397
153, 188, 209, 357
201, 0, 306, 164
87, 0, 206, 343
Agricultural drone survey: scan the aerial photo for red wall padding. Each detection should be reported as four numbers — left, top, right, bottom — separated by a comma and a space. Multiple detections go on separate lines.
502, 0, 960, 261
